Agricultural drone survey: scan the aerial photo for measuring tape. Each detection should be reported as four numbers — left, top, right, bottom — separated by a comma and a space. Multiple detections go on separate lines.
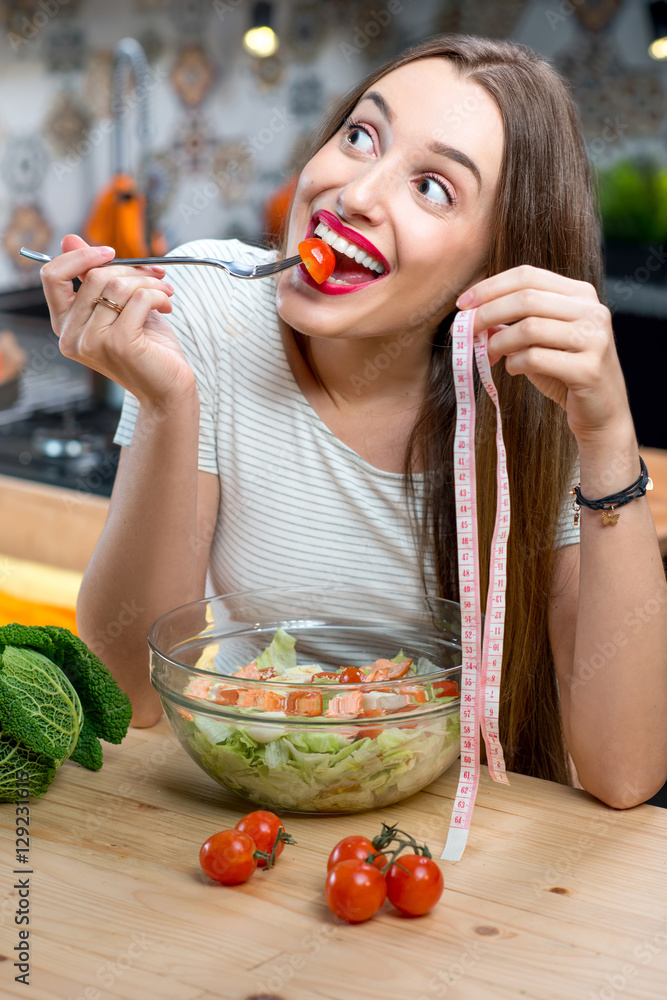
441, 307, 510, 863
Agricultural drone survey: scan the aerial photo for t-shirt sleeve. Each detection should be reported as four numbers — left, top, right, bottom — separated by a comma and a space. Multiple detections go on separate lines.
113, 238, 241, 475
555, 456, 580, 547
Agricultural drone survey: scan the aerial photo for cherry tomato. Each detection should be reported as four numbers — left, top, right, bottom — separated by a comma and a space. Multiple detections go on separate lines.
433, 678, 459, 698
327, 835, 386, 872
325, 860, 387, 923
298, 238, 336, 283
199, 830, 258, 884
385, 854, 444, 916
235, 810, 288, 868
338, 667, 362, 684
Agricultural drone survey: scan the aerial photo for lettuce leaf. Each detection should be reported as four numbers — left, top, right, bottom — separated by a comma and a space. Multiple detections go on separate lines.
255, 628, 297, 675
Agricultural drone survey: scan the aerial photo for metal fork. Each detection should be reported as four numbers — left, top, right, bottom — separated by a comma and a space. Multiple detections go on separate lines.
19, 247, 302, 279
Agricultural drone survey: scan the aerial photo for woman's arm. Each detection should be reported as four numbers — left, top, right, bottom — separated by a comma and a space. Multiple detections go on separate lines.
548, 433, 667, 809
78, 435, 220, 728
458, 265, 667, 807
39, 234, 221, 727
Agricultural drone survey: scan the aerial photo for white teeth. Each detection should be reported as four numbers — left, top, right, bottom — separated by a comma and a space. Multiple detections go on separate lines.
311, 219, 385, 275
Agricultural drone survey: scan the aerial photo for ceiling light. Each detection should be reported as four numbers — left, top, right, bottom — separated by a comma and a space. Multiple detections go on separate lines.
648, 1, 667, 58
243, 2, 279, 59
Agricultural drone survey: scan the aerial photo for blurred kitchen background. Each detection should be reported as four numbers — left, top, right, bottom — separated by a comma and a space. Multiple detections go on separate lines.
0, 0, 666, 497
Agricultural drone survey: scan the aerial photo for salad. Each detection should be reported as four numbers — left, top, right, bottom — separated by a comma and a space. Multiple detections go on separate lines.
173, 629, 461, 813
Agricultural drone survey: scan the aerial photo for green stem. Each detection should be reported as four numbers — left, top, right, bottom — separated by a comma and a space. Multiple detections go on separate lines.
367, 822, 432, 875
259, 827, 297, 872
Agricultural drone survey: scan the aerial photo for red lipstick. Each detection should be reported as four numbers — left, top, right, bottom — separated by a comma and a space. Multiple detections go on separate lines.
298, 209, 390, 295
316, 210, 390, 272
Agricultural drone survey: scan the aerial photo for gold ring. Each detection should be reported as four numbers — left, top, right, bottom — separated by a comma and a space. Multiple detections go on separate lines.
92, 295, 124, 314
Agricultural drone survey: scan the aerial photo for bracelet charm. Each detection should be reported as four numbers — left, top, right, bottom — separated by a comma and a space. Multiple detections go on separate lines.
569, 457, 650, 528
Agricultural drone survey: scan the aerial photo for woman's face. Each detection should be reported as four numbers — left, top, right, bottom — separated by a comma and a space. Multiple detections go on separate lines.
276, 57, 504, 342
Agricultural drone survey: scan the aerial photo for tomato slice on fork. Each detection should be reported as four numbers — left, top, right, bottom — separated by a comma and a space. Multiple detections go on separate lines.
298, 238, 336, 283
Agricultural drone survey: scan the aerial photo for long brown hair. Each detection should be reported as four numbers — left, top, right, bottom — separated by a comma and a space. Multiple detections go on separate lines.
284, 35, 603, 785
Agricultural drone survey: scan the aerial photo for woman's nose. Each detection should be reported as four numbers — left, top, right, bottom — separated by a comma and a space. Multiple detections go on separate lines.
335, 162, 392, 227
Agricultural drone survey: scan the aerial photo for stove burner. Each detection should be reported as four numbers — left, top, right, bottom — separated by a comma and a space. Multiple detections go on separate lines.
0, 400, 121, 496
31, 425, 107, 467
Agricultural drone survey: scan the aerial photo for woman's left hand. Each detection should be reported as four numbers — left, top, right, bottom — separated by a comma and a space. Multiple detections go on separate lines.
457, 264, 631, 445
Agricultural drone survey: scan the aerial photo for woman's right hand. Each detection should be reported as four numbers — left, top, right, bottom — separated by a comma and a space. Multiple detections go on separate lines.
40, 233, 196, 407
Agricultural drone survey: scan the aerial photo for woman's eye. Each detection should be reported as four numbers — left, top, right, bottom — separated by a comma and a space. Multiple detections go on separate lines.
345, 124, 374, 153
415, 175, 453, 206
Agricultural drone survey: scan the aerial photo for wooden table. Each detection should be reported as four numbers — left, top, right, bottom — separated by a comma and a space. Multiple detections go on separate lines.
1, 719, 666, 1000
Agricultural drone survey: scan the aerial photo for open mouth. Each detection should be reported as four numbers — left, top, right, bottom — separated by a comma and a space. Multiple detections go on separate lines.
302, 211, 389, 290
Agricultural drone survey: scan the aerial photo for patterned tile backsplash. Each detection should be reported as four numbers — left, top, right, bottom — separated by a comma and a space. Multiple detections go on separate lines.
0, 0, 664, 293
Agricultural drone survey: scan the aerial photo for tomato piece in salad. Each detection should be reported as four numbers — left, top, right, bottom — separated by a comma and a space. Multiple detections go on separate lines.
285, 690, 323, 716
356, 708, 385, 740
433, 678, 459, 698
338, 667, 362, 684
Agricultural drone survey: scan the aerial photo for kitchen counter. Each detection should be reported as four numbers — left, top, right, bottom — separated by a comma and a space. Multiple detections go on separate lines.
0, 474, 109, 572
1, 717, 666, 1000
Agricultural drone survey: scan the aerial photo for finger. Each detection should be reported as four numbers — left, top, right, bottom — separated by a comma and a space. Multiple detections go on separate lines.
503, 344, 597, 389
60, 234, 120, 280
87, 271, 174, 303
91, 287, 173, 332
456, 264, 599, 312
486, 317, 598, 366
135, 263, 167, 277
473, 291, 610, 342
62, 288, 173, 353
61, 234, 165, 277
87, 283, 174, 322
67, 272, 172, 325
41, 242, 116, 331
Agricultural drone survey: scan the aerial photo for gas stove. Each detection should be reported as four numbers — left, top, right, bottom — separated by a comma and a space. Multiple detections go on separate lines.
0, 301, 121, 496
0, 400, 120, 496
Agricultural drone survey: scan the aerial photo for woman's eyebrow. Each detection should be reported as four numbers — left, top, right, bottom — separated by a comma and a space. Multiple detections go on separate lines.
428, 141, 482, 191
358, 90, 394, 122
357, 91, 482, 192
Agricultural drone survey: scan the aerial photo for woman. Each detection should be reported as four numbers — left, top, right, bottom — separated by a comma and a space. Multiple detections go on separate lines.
39, 35, 666, 807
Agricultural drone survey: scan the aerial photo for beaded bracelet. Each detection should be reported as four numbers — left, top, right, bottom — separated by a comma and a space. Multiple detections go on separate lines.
570, 456, 653, 526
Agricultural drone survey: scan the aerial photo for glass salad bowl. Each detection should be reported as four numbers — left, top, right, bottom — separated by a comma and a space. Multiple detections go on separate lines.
149, 587, 463, 814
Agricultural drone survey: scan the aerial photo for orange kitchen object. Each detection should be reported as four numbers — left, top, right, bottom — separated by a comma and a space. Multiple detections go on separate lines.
84, 173, 167, 259
84, 39, 166, 259
264, 173, 298, 244
0, 591, 78, 633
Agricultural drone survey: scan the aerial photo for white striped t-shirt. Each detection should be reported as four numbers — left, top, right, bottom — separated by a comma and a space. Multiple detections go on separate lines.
114, 239, 580, 621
